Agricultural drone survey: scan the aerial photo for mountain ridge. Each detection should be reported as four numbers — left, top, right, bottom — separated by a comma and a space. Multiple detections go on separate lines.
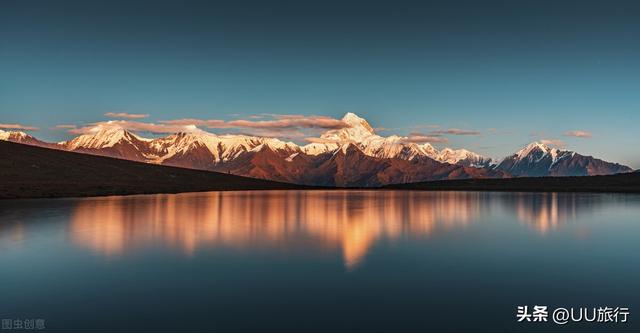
2, 140, 635, 199
495, 141, 632, 176
0, 114, 632, 186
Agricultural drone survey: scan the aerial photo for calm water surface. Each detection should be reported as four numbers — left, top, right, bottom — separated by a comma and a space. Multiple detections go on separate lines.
1, 190, 639, 332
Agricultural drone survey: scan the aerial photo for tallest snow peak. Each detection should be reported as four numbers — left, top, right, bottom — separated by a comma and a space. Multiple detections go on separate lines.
341, 113, 375, 135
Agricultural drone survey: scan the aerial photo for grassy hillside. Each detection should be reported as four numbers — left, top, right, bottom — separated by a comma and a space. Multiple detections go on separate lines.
384, 172, 640, 193
0, 141, 304, 199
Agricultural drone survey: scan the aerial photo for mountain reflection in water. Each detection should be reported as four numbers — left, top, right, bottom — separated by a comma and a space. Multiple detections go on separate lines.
66, 190, 593, 269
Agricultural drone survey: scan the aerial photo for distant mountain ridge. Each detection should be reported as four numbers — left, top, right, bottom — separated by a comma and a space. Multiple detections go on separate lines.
0, 113, 632, 186
495, 142, 632, 177
0, 130, 57, 149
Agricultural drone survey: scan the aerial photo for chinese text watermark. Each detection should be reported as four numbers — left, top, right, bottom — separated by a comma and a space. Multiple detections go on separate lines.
517, 305, 629, 325
1, 319, 45, 330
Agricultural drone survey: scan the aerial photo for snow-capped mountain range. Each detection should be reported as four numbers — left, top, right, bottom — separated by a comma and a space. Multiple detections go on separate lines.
0, 113, 632, 186
495, 141, 631, 177
300, 113, 491, 166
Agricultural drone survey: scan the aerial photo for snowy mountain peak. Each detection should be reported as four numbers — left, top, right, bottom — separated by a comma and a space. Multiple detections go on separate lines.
302, 141, 339, 155
437, 148, 493, 167
341, 112, 375, 134
1, 129, 15, 140
518, 141, 550, 155
515, 141, 566, 161
0, 129, 39, 144
0, 130, 29, 141
65, 125, 144, 150
5, 120, 632, 182
303, 114, 493, 164
496, 141, 631, 177
319, 113, 376, 143
419, 143, 438, 157
261, 138, 300, 153
438, 148, 473, 161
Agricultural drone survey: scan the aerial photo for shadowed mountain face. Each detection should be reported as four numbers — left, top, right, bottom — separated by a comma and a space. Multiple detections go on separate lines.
0, 114, 632, 186
206, 143, 507, 187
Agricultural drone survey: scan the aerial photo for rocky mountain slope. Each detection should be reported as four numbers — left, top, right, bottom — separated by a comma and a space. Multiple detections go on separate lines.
495, 142, 632, 177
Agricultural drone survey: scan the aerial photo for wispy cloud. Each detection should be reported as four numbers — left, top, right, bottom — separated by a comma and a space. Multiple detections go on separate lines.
402, 132, 449, 144
540, 139, 565, 148
413, 124, 440, 129
238, 129, 307, 140
53, 124, 77, 130
157, 118, 226, 128
230, 118, 344, 129
487, 128, 514, 135
68, 120, 201, 135
0, 123, 38, 131
431, 128, 481, 136
564, 130, 592, 138
68, 114, 349, 137
104, 112, 150, 119
160, 114, 348, 130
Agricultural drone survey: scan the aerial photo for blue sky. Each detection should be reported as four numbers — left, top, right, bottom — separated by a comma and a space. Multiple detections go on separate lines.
1, 0, 639, 167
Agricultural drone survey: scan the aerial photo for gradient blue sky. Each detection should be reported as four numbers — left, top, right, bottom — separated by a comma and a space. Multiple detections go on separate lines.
1, 0, 639, 167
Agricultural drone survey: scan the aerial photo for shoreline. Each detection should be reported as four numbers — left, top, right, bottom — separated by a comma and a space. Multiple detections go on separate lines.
2, 141, 638, 199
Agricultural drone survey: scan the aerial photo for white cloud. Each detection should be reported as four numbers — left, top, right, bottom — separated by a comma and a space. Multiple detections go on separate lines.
564, 130, 592, 138
0, 123, 38, 131
104, 112, 150, 119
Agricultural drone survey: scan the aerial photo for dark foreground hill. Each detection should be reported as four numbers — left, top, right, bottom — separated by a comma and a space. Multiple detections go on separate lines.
384, 172, 640, 193
0, 141, 304, 199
